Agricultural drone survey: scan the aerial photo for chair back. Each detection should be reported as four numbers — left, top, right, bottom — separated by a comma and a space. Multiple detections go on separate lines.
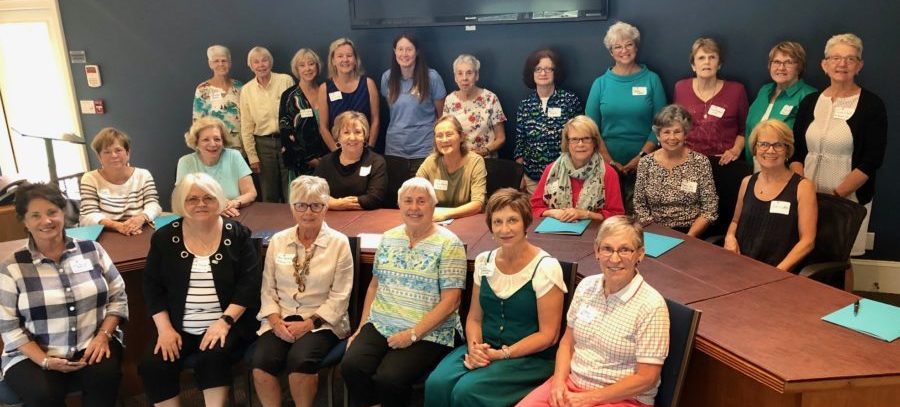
559, 261, 578, 331
484, 158, 524, 197
800, 193, 867, 271
347, 236, 363, 330
384, 156, 415, 209
656, 298, 701, 407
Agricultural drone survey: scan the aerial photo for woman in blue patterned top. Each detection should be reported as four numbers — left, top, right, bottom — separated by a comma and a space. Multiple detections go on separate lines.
515, 48, 583, 194
341, 177, 466, 407
193, 45, 243, 153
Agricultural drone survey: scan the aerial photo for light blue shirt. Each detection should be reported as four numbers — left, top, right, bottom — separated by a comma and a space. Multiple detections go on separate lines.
381, 68, 447, 159
175, 148, 251, 199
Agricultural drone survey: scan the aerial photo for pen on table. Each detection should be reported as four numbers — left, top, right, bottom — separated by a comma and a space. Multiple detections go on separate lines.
853, 300, 860, 316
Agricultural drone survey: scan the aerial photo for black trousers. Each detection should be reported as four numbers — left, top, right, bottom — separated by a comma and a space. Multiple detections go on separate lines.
251, 329, 339, 375
340, 323, 452, 407
4, 340, 123, 407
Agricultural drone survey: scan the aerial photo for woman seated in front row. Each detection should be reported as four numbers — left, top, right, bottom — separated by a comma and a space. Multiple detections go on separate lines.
518, 216, 670, 407
416, 115, 487, 221
341, 177, 467, 407
725, 119, 816, 272
425, 188, 567, 406
314, 111, 387, 210
79, 127, 162, 235
176, 116, 257, 217
633, 104, 718, 237
531, 115, 624, 222
252, 176, 353, 407
139, 173, 260, 406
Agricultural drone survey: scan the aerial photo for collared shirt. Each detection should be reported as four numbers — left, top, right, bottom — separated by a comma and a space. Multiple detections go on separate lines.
79, 168, 163, 225
567, 273, 669, 406
514, 88, 583, 180
240, 72, 295, 163
633, 151, 719, 228
258, 222, 353, 338
367, 225, 466, 347
0, 237, 128, 374
744, 79, 817, 164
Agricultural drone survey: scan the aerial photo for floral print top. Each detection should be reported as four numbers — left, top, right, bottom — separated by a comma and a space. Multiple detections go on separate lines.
443, 88, 507, 156
514, 88, 583, 180
193, 79, 244, 148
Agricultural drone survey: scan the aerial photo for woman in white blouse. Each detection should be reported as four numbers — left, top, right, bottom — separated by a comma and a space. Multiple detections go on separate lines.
79, 127, 162, 234
251, 175, 353, 407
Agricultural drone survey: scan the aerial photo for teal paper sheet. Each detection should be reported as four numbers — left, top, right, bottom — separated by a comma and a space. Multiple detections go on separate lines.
643, 232, 684, 257
152, 214, 181, 229
822, 299, 900, 342
534, 218, 590, 235
65, 224, 104, 241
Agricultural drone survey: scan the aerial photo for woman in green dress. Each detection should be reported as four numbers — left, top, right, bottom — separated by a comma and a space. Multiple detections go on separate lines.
424, 188, 567, 406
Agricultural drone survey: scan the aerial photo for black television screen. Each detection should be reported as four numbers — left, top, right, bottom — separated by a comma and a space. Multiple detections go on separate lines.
349, 0, 609, 28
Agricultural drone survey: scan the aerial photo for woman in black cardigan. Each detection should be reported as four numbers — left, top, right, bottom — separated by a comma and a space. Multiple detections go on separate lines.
139, 172, 260, 406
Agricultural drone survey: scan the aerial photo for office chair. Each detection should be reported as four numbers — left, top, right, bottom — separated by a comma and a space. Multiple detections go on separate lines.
656, 298, 702, 407
484, 158, 524, 196
797, 193, 867, 289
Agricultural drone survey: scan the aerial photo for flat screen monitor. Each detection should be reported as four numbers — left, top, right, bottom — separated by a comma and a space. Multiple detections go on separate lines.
349, 0, 609, 28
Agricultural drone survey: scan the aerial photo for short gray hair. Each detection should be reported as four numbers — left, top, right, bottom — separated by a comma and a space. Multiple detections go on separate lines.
603, 21, 641, 50
172, 173, 228, 218
289, 175, 330, 205
290, 48, 322, 80
824, 33, 863, 59
398, 177, 437, 207
652, 104, 693, 135
247, 46, 273, 68
207, 45, 230, 61
452, 54, 481, 73
594, 215, 644, 250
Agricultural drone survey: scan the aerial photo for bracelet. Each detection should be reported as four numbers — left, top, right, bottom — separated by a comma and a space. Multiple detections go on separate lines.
41, 357, 50, 370
501, 345, 511, 360
99, 328, 113, 340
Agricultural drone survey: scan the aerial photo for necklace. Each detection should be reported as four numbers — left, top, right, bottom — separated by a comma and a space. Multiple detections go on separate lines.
292, 244, 317, 295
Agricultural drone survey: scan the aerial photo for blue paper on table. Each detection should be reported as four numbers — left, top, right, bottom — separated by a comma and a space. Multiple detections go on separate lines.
152, 214, 181, 229
534, 218, 590, 235
65, 224, 104, 241
643, 232, 684, 257
251, 229, 278, 246
822, 299, 900, 342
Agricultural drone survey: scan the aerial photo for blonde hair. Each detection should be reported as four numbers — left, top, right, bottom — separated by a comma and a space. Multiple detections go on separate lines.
749, 119, 795, 158
171, 172, 228, 218
327, 38, 364, 78
186, 117, 230, 150
690, 37, 721, 64
290, 48, 322, 80
332, 111, 370, 144
91, 127, 131, 155
561, 115, 602, 154
769, 41, 807, 76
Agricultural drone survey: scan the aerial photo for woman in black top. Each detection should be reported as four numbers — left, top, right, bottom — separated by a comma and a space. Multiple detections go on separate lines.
314, 111, 387, 210
725, 120, 816, 271
280, 48, 329, 179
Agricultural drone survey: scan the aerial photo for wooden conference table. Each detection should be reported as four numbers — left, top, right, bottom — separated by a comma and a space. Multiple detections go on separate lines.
0, 203, 897, 406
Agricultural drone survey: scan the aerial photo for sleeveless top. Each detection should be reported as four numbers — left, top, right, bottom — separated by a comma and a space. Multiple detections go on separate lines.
479, 251, 556, 360
735, 173, 802, 267
326, 75, 371, 129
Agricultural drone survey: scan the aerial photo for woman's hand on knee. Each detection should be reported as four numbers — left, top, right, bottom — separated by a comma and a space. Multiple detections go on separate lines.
154, 328, 183, 361
83, 334, 111, 365
200, 319, 231, 350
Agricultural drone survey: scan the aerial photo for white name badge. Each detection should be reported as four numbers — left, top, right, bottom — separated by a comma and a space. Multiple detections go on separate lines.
681, 180, 698, 193
70, 257, 94, 273
211, 91, 224, 101
576, 305, 599, 323
98, 188, 111, 197
833, 106, 855, 120
275, 253, 294, 265
707, 105, 726, 118
359, 165, 372, 176
478, 263, 494, 277
779, 105, 793, 116
546, 107, 562, 118
770, 200, 791, 215
328, 91, 343, 102
632, 86, 648, 96
433, 179, 449, 191
300, 108, 314, 118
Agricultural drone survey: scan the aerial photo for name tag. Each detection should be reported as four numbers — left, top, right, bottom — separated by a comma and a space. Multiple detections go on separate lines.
681, 180, 698, 193
770, 200, 791, 215
300, 108, 314, 118
707, 105, 726, 118
576, 305, 599, 323
632, 86, 647, 96
359, 165, 372, 176
70, 257, 94, 273
833, 106, 855, 120
478, 263, 494, 278
211, 91, 224, 101
275, 253, 294, 265
98, 188, 111, 197
546, 107, 562, 118
779, 105, 793, 116
433, 179, 449, 191
328, 91, 343, 102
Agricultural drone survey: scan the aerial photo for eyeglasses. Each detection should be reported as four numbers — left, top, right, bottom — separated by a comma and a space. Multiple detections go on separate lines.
770, 59, 797, 67
568, 136, 594, 145
756, 141, 787, 152
534, 67, 555, 74
612, 43, 636, 52
597, 246, 637, 259
293, 202, 326, 213
825, 55, 860, 64
185, 195, 217, 206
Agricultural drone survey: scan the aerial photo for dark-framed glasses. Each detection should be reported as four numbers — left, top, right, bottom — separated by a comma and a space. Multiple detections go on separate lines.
756, 141, 787, 152
293, 202, 326, 213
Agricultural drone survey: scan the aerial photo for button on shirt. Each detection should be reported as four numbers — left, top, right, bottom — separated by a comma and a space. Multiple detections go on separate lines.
240, 72, 295, 163
0, 237, 129, 374
567, 273, 669, 406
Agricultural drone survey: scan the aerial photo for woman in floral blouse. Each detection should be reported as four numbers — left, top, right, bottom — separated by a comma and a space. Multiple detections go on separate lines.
443, 54, 507, 157
193, 45, 243, 153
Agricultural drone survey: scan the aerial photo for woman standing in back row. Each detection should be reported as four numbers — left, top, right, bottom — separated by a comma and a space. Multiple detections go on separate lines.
318, 38, 380, 151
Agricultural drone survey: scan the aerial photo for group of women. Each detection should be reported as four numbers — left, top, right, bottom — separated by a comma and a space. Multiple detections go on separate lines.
0, 20, 886, 407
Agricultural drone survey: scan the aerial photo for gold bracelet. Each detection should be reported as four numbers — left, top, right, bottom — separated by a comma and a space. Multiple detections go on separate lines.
99, 328, 113, 340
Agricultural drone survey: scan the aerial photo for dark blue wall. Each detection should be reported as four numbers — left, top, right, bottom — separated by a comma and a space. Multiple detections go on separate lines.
59, 1, 899, 259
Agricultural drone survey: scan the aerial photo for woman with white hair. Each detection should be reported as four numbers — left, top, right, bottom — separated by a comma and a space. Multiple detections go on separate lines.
279, 48, 329, 179
251, 175, 353, 407
341, 177, 467, 407
585, 22, 666, 212
176, 116, 256, 217
240, 46, 295, 203
443, 54, 507, 157
317, 38, 380, 151
139, 173, 261, 407
193, 45, 244, 152
792, 33, 887, 258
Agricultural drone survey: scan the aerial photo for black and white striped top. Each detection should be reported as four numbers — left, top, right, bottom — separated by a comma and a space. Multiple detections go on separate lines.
182, 255, 223, 335
79, 168, 162, 225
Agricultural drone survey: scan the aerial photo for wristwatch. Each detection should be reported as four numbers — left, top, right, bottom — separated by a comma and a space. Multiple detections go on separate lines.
310, 315, 325, 329
410, 328, 419, 342
219, 314, 235, 326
